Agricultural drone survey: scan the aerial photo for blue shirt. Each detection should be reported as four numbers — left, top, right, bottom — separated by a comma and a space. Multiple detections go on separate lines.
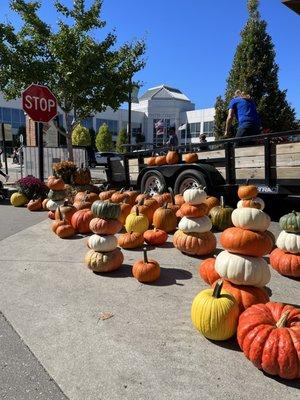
229, 97, 260, 127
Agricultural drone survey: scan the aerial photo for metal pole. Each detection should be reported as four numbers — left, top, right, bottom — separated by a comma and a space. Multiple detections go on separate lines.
127, 77, 132, 148
37, 122, 44, 181
1, 123, 8, 174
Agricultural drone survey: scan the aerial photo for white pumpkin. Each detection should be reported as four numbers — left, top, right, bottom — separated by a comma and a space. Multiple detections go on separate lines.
178, 216, 212, 233
276, 230, 300, 254
46, 199, 63, 211
87, 234, 118, 252
215, 250, 271, 287
183, 186, 207, 205
231, 208, 271, 232
237, 197, 265, 210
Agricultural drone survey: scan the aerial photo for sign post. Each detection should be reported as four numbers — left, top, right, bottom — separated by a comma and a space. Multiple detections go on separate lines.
22, 84, 57, 181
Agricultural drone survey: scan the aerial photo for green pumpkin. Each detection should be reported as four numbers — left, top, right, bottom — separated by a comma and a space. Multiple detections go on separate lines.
91, 200, 121, 220
209, 196, 234, 231
48, 189, 66, 201
279, 211, 300, 233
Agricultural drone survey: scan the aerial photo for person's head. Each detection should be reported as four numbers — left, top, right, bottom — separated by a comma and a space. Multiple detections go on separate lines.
241, 91, 251, 100
200, 134, 206, 141
234, 89, 242, 97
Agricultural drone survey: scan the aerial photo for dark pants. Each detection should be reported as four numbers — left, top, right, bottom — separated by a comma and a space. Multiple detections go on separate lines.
236, 124, 261, 146
0, 169, 6, 178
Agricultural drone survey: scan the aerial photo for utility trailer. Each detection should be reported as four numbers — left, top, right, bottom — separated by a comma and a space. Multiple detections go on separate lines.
101, 129, 300, 202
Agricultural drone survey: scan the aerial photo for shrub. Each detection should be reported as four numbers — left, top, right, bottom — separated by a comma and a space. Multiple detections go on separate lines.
16, 175, 48, 200
116, 128, 128, 153
95, 123, 113, 152
72, 124, 91, 147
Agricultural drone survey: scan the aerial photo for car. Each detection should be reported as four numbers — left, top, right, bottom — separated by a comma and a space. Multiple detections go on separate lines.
92, 152, 121, 167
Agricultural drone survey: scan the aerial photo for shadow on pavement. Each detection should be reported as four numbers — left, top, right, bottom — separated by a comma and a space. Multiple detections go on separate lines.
207, 335, 242, 352
262, 372, 300, 389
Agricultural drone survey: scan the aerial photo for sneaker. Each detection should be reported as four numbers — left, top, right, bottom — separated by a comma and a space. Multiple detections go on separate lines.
5, 175, 9, 182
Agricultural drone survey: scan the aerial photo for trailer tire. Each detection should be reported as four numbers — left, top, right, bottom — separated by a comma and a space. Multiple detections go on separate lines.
174, 169, 207, 194
140, 170, 167, 195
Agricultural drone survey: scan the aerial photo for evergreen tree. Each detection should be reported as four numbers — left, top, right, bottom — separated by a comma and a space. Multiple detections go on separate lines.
214, 0, 297, 136
72, 124, 91, 146
115, 128, 128, 153
95, 123, 113, 152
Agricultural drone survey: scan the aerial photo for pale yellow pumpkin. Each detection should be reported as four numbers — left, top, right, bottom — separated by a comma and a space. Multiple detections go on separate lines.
10, 192, 28, 207
125, 207, 149, 234
183, 186, 207, 205
178, 215, 212, 233
87, 234, 118, 252
231, 208, 271, 232
276, 230, 300, 254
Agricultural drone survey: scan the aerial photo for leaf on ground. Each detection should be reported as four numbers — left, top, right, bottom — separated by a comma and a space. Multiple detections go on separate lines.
98, 312, 114, 321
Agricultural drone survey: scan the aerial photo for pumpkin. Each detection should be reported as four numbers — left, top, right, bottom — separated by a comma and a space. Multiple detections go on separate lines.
183, 186, 207, 205
231, 208, 271, 232
123, 188, 139, 205
48, 210, 55, 220
237, 302, 300, 380
191, 280, 239, 340
85, 248, 124, 273
279, 210, 300, 233
47, 175, 65, 191
166, 150, 179, 165
147, 156, 156, 166
220, 227, 273, 257
176, 208, 183, 219
47, 189, 66, 202
99, 189, 116, 201
153, 192, 172, 206
155, 155, 167, 166
131, 198, 154, 225
184, 153, 198, 164
152, 203, 177, 233
179, 202, 208, 218
74, 190, 98, 204
276, 230, 300, 254
198, 258, 220, 285
265, 230, 276, 249
269, 248, 300, 278
118, 231, 144, 249
55, 200, 76, 222
204, 196, 220, 213
167, 188, 180, 213
237, 197, 265, 210
73, 164, 91, 185
119, 199, 132, 225
91, 200, 121, 220
237, 180, 258, 200
209, 196, 234, 231
178, 215, 212, 234
173, 230, 216, 255
42, 198, 49, 210
215, 250, 271, 287
87, 234, 118, 252
71, 209, 93, 234
73, 193, 93, 210
46, 199, 62, 211
125, 207, 149, 234
143, 227, 168, 246
132, 248, 161, 283
143, 198, 160, 212
136, 192, 151, 203
89, 218, 122, 235
52, 211, 75, 238
27, 198, 42, 211
212, 280, 269, 313
110, 188, 128, 203
174, 194, 185, 206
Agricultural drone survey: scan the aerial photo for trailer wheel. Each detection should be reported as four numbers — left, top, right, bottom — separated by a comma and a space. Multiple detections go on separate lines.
140, 170, 167, 195
174, 169, 207, 194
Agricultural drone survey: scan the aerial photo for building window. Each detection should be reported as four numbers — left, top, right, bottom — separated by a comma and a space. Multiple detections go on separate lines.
96, 119, 118, 136
0, 107, 26, 134
187, 122, 201, 138
81, 117, 93, 130
203, 121, 214, 137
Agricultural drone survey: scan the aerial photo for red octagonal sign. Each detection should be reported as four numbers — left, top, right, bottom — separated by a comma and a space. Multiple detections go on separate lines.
22, 84, 57, 123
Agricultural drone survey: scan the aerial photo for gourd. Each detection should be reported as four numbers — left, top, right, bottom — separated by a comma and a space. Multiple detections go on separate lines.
89, 218, 122, 235
237, 197, 265, 210
85, 248, 124, 272
143, 228, 168, 246
166, 150, 179, 165
71, 209, 93, 234
117, 231, 144, 249
46, 199, 63, 211
231, 208, 271, 232
174, 194, 185, 206
73, 192, 93, 210
184, 153, 198, 164
47, 189, 66, 201
131, 198, 154, 224
125, 207, 149, 233
119, 199, 132, 225
74, 190, 98, 204
47, 175, 65, 190
237, 180, 258, 200
132, 248, 161, 283
152, 203, 177, 233
110, 188, 128, 204
147, 156, 156, 166
279, 210, 300, 233
179, 202, 208, 218
191, 280, 239, 341
198, 258, 220, 285
123, 188, 139, 205
155, 155, 167, 166
215, 250, 271, 287
276, 230, 300, 254
10, 192, 28, 207
237, 302, 300, 380
178, 216, 212, 233
87, 234, 118, 252
54, 200, 76, 222
173, 230, 216, 256
27, 198, 42, 211
183, 186, 207, 205
209, 196, 234, 231
99, 189, 116, 201
52, 208, 75, 238
269, 248, 300, 278
91, 200, 121, 220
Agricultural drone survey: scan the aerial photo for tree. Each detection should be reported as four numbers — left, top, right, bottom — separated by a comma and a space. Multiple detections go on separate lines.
0, 0, 146, 159
115, 128, 128, 153
95, 123, 113, 152
72, 124, 91, 146
214, 0, 297, 136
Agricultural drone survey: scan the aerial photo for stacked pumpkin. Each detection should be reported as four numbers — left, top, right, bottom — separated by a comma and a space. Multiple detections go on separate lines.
85, 201, 124, 273
270, 211, 300, 278
45, 176, 67, 219
173, 186, 216, 256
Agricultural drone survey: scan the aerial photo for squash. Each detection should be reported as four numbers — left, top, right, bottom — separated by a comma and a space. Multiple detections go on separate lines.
237, 302, 300, 380
198, 258, 220, 285
147, 156, 156, 166
183, 186, 207, 205
152, 203, 177, 233
276, 230, 300, 254
237, 197, 265, 210
54, 200, 76, 222
143, 198, 160, 213
131, 198, 154, 225
184, 153, 198, 164
52, 210, 75, 238
118, 231, 144, 249
47, 175, 65, 191
27, 198, 42, 211
178, 216, 212, 233
166, 150, 179, 165
209, 196, 234, 231
85, 248, 124, 272
132, 248, 161, 283
123, 188, 139, 205
110, 188, 128, 204
87, 234, 118, 252
47, 189, 66, 201
46, 199, 62, 211
237, 180, 258, 200
269, 248, 300, 278
191, 280, 239, 340
89, 218, 122, 235
125, 207, 149, 234
174, 194, 185, 206
152, 192, 172, 206
73, 192, 93, 210
204, 196, 220, 213
215, 250, 271, 287
179, 202, 208, 218
73, 164, 91, 185
91, 200, 121, 220
173, 230, 216, 256
155, 155, 167, 166
99, 189, 116, 201
71, 209, 93, 234
74, 190, 98, 204
119, 199, 132, 225
143, 228, 168, 246
279, 210, 300, 233
220, 227, 273, 257
231, 208, 271, 232
136, 192, 151, 203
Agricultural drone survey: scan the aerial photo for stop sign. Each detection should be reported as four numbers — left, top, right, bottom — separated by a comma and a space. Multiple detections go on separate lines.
22, 84, 57, 123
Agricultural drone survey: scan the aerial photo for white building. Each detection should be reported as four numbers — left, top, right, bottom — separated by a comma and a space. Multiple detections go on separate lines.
0, 85, 215, 147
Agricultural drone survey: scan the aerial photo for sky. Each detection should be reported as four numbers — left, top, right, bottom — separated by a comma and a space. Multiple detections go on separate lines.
1, 0, 299, 116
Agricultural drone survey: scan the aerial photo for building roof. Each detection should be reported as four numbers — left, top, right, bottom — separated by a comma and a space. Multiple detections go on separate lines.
282, 0, 300, 14
139, 85, 191, 102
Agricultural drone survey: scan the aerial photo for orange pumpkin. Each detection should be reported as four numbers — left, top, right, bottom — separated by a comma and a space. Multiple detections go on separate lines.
173, 230, 216, 255
153, 192, 172, 206
99, 189, 116, 201
204, 196, 220, 213
132, 248, 161, 283
117, 231, 144, 249
155, 155, 167, 166
48, 210, 55, 220
71, 209, 93, 234
179, 202, 208, 218
152, 203, 177, 233
143, 198, 160, 212
47, 175, 65, 190
239, 198, 263, 209
27, 198, 42, 211
52, 211, 75, 238
143, 227, 168, 246
54, 200, 76, 222
42, 198, 49, 210
136, 192, 151, 203
166, 150, 179, 165
184, 153, 198, 164
147, 156, 156, 166
269, 248, 300, 278
237, 180, 258, 200
167, 188, 180, 213
131, 198, 154, 225
89, 218, 122, 235
119, 199, 132, 225
198, 258, 220, 285
123, 188, 139, 205
110, 188, 128, 203
174, 194, 185, 206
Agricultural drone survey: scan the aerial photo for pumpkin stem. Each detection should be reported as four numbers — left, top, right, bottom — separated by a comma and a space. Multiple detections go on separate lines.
276, 310, 290, 328
120, 188, 125, 193
212, 280, 224, 298
153, 227, 157, 232
292, 210, 296, 215
57, 206, 63, 221
163, 202, 168, 209
220, 196, 224, 208
143, 247, 148, 263
245, 179, 249, 186
168, 187, 175, 205
135, 206, 139, 216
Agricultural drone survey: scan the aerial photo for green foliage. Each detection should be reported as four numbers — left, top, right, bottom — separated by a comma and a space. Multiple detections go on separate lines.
214, 0, 297, 137
72, 124, 91, 146
95, 123, 113, 152
115, 128, 128, 153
